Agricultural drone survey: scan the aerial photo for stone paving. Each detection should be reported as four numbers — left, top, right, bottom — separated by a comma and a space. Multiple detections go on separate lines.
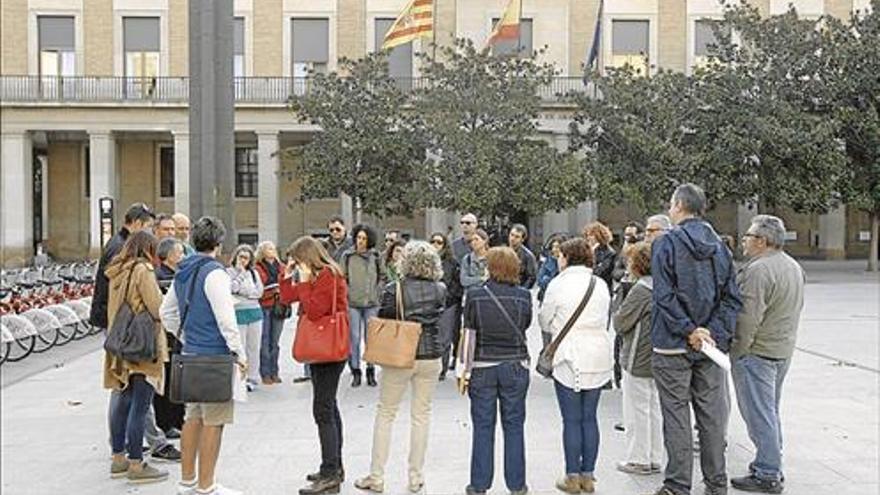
1, 261, 877, 495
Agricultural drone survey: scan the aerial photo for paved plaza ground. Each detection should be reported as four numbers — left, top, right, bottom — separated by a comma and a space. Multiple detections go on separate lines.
2, 261, 878, 495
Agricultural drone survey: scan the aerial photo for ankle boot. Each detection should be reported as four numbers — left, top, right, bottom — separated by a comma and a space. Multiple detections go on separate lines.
351, 369, 362, 387
366, 367, 377, 387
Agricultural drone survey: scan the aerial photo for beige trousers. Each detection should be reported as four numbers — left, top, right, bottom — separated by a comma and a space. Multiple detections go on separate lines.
368, 358, 442, 485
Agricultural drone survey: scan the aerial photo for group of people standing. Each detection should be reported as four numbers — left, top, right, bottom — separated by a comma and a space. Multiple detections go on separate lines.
94, 181, 805, 495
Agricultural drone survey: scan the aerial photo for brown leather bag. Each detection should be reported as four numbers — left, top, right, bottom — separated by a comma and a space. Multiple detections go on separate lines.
364, 281, 422, 369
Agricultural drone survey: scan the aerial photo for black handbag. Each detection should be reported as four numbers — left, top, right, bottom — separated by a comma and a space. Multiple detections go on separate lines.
536, 277, 597, 378
169, 261, 235, 404
271, 292, 292, 320
103, 264, 157, 363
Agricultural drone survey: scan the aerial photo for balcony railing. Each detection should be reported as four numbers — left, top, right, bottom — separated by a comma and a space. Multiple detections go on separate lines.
1, 76, 595, 105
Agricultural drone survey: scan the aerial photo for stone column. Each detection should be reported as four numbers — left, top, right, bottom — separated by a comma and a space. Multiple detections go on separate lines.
173, 131, 190, 216
257, 131, 280, 242
189, 0, 235, 242
1, 132, 34, 266
88, 131, 117, 256
819, 205, 847, 260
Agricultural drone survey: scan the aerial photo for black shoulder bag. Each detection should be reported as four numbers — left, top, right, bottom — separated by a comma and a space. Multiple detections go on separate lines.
536, 276, 597, 378
169, 263, 235, 404
103, 264, 158, 363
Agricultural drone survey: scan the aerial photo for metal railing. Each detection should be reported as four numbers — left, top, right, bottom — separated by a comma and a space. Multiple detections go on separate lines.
0, 75, 594, 105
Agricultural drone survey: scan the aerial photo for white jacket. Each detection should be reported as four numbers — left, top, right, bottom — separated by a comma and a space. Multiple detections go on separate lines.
539, 265, 613, 391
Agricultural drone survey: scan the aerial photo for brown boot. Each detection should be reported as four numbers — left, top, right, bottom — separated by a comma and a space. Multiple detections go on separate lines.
555, 475, 581, 494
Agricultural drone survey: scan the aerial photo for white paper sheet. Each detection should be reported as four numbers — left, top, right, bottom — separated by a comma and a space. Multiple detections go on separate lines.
701, 343, 731, 372
232, 366, 248, 403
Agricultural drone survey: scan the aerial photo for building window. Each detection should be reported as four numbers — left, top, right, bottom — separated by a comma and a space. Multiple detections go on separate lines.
235, 147, 258, 198
292, 18, 329, 84
491, 18, 533, 57
238, 232, 259, 246
694, 19, 722, 68
234, 17, 245, 78
124, 17, 160, 96
39, 16, 76, 76
611, 20, 650, 75
159, 147, 174, 198
375, 18, 414, 90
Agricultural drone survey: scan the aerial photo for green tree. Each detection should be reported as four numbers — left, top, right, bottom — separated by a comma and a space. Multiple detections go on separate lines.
285, 53, 424, 218
413, 39, 589, 222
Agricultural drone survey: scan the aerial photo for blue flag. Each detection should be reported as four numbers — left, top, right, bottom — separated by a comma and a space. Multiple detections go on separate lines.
586, 0, 604, 70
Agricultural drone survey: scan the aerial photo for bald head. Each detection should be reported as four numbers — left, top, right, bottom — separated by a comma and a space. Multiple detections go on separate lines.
172, 213, 191, 242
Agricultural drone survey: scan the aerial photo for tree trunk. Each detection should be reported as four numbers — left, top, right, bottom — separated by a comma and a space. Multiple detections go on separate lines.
869, 211, 879, 272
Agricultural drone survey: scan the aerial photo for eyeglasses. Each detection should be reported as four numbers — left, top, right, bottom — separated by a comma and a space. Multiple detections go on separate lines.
460, 220, 475, 225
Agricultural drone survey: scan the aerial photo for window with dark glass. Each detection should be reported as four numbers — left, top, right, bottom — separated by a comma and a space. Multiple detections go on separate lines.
160, 147, 174, 198
39, 16, 75, 76
238, 233, 259, 246
291, 18, 329, 77
235, 148, 258, 198
491, 18, 533, 57
234, 17, 245, 77
375, 18, 413, 88
611, 20, 650, 75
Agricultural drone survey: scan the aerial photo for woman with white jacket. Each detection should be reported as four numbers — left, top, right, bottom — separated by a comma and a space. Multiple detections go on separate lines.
227, 244, 265, 391
539, 238, 612, 494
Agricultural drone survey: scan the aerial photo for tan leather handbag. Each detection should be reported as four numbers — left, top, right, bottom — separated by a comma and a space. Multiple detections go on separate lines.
364, 282, 423, 369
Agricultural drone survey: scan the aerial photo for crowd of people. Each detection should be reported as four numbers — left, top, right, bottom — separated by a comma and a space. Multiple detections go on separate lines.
93, 182, 805, 495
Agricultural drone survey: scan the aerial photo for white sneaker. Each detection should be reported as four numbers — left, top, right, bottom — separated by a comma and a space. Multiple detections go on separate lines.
195, 484, 243, 495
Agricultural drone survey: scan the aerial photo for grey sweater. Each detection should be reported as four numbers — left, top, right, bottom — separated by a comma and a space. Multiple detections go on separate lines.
612, 276, 654, 378
731, 250, 805, 360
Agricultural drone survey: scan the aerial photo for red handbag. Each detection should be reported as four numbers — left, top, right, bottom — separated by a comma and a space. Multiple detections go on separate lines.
292, 276, 350, 364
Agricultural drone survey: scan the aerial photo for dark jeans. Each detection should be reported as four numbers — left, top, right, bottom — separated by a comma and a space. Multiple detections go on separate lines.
154, 332, 184, 431
468, 362, 530, 492
260, 309, 284, 379
653, 353, 729, 495
554, 380, 602, 476
440, 303, 463, 373
110, 374, 155, 461
311, 361, 346, 476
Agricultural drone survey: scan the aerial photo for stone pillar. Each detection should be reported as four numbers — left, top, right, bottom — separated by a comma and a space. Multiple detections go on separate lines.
257, 131, 281, 242
88, 131, 116, 256
1, 132, 34, 266
435, 0, 457, 49
825, 0, 854, 21
340, 193, 354, 227
658, 0, 687, 72
337, 0, 366, 62
819, 205, 847, 260
173, 131, 190, 216
570, 0, 601, 75
189, 0, 236, 242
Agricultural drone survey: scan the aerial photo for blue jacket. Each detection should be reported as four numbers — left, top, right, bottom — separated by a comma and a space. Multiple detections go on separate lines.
536, 255, 559, 302
650, 218, 742, 352
174, 254, 228, 356
464, 281, 532, 362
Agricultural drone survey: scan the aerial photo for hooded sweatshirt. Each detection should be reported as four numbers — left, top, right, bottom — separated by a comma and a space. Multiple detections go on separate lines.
650, 218, 742, 353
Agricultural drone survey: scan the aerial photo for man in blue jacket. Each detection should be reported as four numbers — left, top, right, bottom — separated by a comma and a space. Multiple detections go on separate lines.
649, 184, 742, 495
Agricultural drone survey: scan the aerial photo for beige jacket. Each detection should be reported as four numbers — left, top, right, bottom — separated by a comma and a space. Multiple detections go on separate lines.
102, 258, 169, 393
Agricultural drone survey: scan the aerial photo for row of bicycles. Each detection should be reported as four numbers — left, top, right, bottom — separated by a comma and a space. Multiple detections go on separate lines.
0, 262, 101, 365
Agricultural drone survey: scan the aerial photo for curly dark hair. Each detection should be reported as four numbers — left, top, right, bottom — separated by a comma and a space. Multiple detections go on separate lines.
350, 223, 378, 250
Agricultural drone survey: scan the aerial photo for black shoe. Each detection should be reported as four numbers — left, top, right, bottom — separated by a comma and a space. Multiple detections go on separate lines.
293, 376, 312, 384
366, 367, 377, 387
307, 468, 345, 482
351, 370, 362, 388
164, 427, 181, 439
150, 444, 181, 462
300, 473, 342, 495
731, 475, 783, 494
614, 422, 625, 432
438, 371, 447, 381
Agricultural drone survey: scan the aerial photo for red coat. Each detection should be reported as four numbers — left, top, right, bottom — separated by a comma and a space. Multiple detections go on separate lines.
279, 268, 348, 322
255, 259, 285, 309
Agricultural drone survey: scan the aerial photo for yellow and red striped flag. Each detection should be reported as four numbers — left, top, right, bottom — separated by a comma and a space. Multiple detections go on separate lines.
381, 0, 434, 50
486, 0, 522, 47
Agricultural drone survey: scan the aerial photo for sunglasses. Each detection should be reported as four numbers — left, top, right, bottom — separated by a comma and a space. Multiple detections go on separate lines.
431, 239, 445, 245
329, 227, 344, 233
742, 233, 762, 239
460, 220, 475, 225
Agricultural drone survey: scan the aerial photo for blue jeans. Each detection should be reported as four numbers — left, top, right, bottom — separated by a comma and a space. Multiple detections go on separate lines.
732, 354, 791, 482
468, 362, 530, 492
110, 374, 155, 460
348, 306, 379, 371
260, 309, 284, 379
554, 380, 602, 476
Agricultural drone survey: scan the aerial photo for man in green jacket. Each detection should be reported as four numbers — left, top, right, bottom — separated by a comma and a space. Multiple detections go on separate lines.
731, 215, 805, 494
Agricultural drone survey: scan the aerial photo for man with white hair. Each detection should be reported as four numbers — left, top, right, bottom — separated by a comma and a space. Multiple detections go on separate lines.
730, 215, 805, 494
172, 213, 195, 256
645, 214, 673, 244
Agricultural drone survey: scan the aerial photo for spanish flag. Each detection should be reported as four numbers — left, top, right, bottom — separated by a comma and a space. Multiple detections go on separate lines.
381, 0, 434, 50
486, 0, 522, 46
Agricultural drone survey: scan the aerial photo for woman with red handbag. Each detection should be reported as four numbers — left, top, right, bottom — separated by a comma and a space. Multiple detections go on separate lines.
279, 236, 350, 495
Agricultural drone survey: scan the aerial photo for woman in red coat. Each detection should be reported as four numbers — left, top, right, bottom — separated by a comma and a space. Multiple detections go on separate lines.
280, 236, 349, 495
255, 241, 289, 384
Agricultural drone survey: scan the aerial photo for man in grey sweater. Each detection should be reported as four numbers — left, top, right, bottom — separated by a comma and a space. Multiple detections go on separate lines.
730, 215, 805, 494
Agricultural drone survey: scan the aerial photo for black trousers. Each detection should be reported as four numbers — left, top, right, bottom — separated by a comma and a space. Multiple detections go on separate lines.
154, 332, 184, 432
311, 360, 346, 476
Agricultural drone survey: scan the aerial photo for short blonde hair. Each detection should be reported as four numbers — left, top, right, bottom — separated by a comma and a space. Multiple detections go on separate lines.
486, 247, 521, 285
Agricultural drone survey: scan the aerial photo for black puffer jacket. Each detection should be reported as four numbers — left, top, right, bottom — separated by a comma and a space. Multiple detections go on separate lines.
379, 277, 447, 360
89, 227, 130, 328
